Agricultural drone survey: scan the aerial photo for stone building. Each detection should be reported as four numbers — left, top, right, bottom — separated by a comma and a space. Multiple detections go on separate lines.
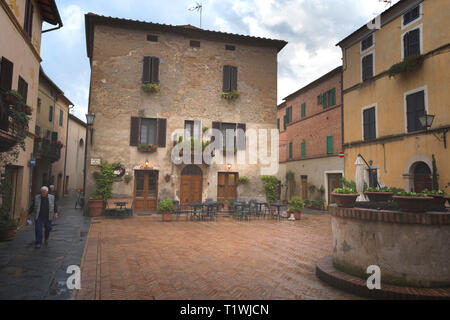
31, 67, 72, 198
65, 113, 86, 196
337, 0, 450, 192
0, 0, 61, 224
277, 67, 344, 205
84, 13, 287, 212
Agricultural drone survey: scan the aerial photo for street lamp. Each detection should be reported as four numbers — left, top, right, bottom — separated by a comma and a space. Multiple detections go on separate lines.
419, 114, 435, 131
86, 113, 95, 145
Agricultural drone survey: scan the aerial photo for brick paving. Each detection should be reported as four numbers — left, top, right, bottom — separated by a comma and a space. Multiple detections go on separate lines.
75, 214, 358, 300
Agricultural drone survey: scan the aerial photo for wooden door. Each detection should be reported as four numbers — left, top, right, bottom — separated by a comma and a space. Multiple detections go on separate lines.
328, 173, 343, 204
134, 170, 158, 212
301, 176, 308, 200
180, 165, 203, 205
413, 162, 432, 192
218, 172, 238, 201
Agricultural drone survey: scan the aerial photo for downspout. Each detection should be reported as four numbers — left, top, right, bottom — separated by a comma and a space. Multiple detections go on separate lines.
62, 105, 73, 198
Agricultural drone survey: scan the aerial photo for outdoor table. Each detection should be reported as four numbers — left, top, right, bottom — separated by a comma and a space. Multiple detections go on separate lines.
203, 202, 217, 220
270, 202, 285, 220
256, 202, 268, 215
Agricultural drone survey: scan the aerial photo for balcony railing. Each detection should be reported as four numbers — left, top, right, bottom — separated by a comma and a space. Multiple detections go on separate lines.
34, 139, 61, 163
0, 93, 26, 153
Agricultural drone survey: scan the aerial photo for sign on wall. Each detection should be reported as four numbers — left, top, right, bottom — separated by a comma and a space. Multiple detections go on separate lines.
91, 158, 101, 166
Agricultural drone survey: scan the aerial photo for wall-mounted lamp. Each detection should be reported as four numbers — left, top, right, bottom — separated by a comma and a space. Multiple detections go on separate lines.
227, 163, 232, 171
86, 113, 95, 145
419, 114, 435, 131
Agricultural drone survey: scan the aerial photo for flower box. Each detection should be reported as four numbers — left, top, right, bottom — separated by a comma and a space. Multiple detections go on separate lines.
24, 106, 32, 115
331, 193, 359, 208
393, 196, 433, 213
365, 191, 394, 202
423, 194, 447, 212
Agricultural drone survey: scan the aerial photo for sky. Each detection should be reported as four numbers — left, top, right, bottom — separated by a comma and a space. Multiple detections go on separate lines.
40, 0, 400, 121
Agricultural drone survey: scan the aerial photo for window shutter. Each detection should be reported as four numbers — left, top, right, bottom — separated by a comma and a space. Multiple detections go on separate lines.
49, 106, 53, 122
289, 142, 293, 159
363, 109, 370, 140
223, 66, 231, 92
151, 57, 160, 84
301, 103, 306, 118
143, 57, 151, 83
156, 118, 167, 147
403, 32, 409, 58
318, 93, 323, 105
362, 54, 373, 81
212, 121, 222, 143
277, 118, 280, 130
18, 77, 28, 103
331, 88, 336, 106
0, 57, 14, 91
237, 123, 246, 150
322, 92, 327, 109
369, 108, 376, 139
230, 66, 238, 91
407, 29, 420, 57
327, 136, 333, 154
28, 3, 34, 37
130, 117, 141, 146
301, 141, 306, 157
283, 114, 287, 130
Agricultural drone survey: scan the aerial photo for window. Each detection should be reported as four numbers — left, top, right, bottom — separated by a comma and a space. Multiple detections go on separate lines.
51, 132, 58, 143
301, 103, 306, 118
142, 56, 160, 84
361, 34, 373, 52
24, 0, 34, 38
59, 109, 64, 126
45, 130, 50, 138
130, 117, 167, 147
37, 98, 41, 113
403, 27, 421, 58
363, 106, 377, 140
35, 125, 40, 136
147, 35, 158, 42
289, 142, 293, 160
301, 141, 306, 157
18, 76, 28, 103
212, 122, 246, 150
321, 88, 336, 109
0, 57, 14, 91
406, 90, 425, 133
49, 106, 53, 122
223, 65, 237, 92
318, 94, 322, 105
184, 120, 201, 141
326, 136, 333, 154
284, 106, 292, 129
225, 45, 235, 51
362, 53, 374, 81
403, 5, 420, 27
277, 118, 280, 130
190, 40, 200, 48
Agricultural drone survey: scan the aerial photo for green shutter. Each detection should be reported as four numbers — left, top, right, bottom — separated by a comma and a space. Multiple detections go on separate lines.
301, 141, 306, 157
277, 118, 280, 130
289, 142, 293, 160
331, 88, 336, 106
49, 106, 53, 122
322, 92, 327, 109
283, 114, 287, 130
318, 93, 322, 104
301, 103, 306, 118
327, 136, 333, 154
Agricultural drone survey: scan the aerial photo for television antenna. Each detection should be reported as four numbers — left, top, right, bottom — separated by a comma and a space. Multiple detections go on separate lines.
189, 2, 203, 28
379, 0, 392, 7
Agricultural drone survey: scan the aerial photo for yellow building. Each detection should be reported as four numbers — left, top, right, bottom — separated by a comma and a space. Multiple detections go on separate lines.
337, 0, 450, 193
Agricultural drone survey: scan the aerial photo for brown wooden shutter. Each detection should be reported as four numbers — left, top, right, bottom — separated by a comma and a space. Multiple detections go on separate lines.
237, 123, 246, 150
211, 122, 222, 143
130, 117, 141, 146
223, 66, 231, 92
157, 118, 166, 147
151, 57, 160, 84
18, 77, 28, 103
0, 57, 14, 91
24, 0, 33, 37
230, 66, 238, 91
142, 57, 151, 83
28, 3, 34, 37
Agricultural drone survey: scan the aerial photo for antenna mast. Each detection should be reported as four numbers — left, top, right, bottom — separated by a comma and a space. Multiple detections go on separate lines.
189, 2, 203, 28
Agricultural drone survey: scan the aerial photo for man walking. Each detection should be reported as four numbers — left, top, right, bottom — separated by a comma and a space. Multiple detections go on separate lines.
49, 185, 59, 202
28, 186, 59, 249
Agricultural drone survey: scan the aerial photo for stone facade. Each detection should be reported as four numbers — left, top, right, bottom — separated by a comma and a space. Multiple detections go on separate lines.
277, 67, 344, 204
65, 114, 86, 196
84, 14, 287, 210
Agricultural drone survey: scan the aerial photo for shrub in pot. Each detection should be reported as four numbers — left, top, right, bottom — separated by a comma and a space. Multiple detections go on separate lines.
158, 200, 174, 222
89, 162, 118, 217
421, 189, 447, 211
287, 197, 304, 220
331, 188, 359, 208
365, 187, 394, 202
393, 192, 433, 213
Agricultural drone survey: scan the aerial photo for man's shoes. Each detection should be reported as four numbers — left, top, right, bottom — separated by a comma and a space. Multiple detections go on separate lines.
35, 244, 42, 249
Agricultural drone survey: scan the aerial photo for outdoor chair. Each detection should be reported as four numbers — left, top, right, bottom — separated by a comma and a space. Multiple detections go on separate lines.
191, 202, 203, 221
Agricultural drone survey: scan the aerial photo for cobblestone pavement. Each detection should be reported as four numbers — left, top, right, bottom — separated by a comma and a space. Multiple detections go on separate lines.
75, 213, 358, 300
0, 195, 90, 300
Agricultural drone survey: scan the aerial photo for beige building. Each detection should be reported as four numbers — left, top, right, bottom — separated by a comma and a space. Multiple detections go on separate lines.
84, 13, 287, 212
31, 67, 72, 198
0, 0, 61, 224
65, 113, 86, 196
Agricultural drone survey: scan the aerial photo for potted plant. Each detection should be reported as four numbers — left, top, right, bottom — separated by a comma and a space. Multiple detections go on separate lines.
124, 174, 133, 184
393, 192, 433, 213
308, 184, 317, 193
238, 176, 249, 185
164, 174, 171, 183
158, 200, 174, 222
142, 83, 160, 93
365, 187, 394, 202
331, 188, 360, 208
24, 105, 32, 115
221, 90, 240, 101
287, 197, 304, 220
137, 144, 158, 153
421, 189, 447, 211
317, 185, 325, 194
89, 162, 117, 217
312, 200, 325, 210
3, 90, 23, 106
304, 199, 311, 208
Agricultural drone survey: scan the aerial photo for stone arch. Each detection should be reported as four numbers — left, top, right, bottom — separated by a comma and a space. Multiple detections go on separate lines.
403, 154, 433, 192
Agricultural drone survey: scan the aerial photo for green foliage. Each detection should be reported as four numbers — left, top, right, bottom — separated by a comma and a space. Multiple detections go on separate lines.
221, 90, 240, 101
388, 54, 423, 78
138, 144, 158, 150
202, 127, 209, 133
312, 200, 324, 207
340, 177, 356, 193
238, 176, 250, 185
285, 171, 295, 182
288, 197, 304, 212
333, 188, 357, 194
93, 162, 119, 202
158, 200, 174, 213
318, 185, 325, 193
178, 137, 211, 151
308, 184, 316, 191
421, 189, 444, 195
261, 176, 280, 203
432, 154, 439, 191
366, 187, 393, 193
0, 170, 17, 231
142, 83, 160, 93
394, 192, 428, 198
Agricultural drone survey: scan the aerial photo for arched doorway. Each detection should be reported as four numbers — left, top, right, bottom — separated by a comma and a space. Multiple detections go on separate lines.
180, 165, 203, 205
412, 162, 432, 193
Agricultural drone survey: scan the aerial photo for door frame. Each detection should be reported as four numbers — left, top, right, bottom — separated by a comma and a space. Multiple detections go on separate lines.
217, 172, 239, 201
324, 170, 344, 206
133, 169, 159, 212
180, 165, 203, 205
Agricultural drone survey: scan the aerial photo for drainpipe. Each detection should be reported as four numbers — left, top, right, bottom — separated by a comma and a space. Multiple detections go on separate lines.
62, 105, 73, 198
41, 24, 62, 34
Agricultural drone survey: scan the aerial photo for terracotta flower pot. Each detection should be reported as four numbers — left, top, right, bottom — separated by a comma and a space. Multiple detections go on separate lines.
393, 196, 433, 213
3, 93, 18, 105
424, 194, 447, 212
88, 199, 103, 217
0, 226, 17, 242
24, 106, 32, 115
288, 211, 301, 220
162, 211, 172, 222
365, 192, 394, 202
331, 193, 359, 208
138, 147, 157, 153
